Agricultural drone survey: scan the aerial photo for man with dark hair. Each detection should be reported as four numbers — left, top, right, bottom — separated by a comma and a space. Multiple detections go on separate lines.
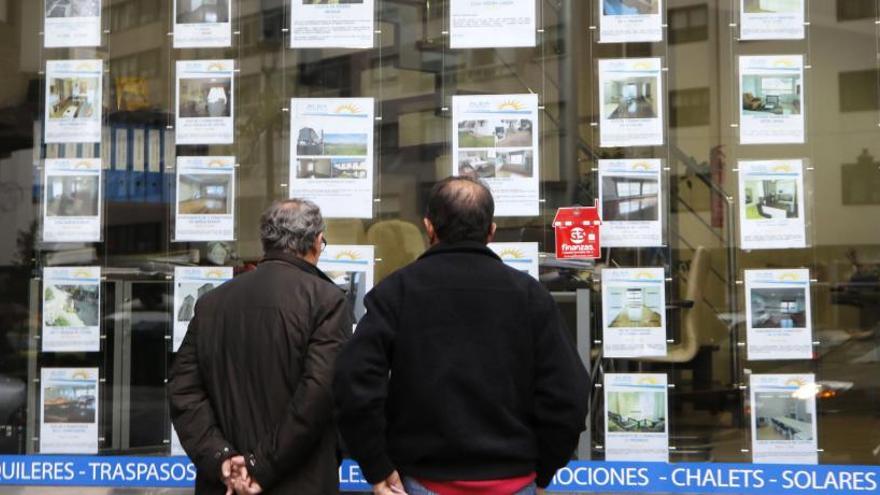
334, 177, 590, 495
169, 199, 351, 495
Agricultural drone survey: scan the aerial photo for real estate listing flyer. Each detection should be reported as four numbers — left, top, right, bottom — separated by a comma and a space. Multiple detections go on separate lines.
45, 60, 102, 144
741, 0, 805, 41
450, 0, 536, 49
44, 0, 102, 48
739, 55, 805, 144
291, 0, 375, 49
750, 373, 818, 464
604, 373, 669, 462
174, 156, 236, 241
174, 0, 232, 48
172, 266, 234, 351
599, 159, 663, 247
602, 267, 667, 358
599, 0, 663, 44
42, 158, 102, 243
317, 245, 375, 331
40, 367, 99, 454
452, 94, 540, 217
738, 159, 806, 250
176, 60, 235, 145
745, 268, 813, 361
42, 266, 101, 353
599, 58, 664, 147
170, 426, 186, 456
488, 242, 540, 279
289, 98, 375, 218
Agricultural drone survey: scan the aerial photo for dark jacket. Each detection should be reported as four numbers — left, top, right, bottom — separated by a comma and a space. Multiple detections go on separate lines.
333, 241, 590, 488
169, 251, 351, 494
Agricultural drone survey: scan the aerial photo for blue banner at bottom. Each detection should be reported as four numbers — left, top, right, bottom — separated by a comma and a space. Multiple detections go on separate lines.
1, 456, 878, 494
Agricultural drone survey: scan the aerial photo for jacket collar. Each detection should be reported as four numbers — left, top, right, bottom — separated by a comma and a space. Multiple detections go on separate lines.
261, 249, 336, 285
417, 241, 502, 262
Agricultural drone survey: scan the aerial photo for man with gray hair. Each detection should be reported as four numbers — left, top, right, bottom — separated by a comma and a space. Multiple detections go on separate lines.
169, 199, 351, 495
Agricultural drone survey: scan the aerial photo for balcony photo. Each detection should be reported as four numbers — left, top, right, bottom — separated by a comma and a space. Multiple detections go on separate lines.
603, 77, 658, 119
178, 174, 232, 215
176, 0, 230, 24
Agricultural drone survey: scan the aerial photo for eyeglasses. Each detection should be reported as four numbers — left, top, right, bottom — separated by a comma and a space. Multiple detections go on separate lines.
321, 235, 328, 252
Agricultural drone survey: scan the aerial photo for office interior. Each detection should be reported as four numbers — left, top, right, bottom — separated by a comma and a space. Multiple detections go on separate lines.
0, 1, 878, 493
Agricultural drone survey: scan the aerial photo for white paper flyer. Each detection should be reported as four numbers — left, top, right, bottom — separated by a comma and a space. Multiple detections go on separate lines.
171, 426, 186, 456
602, 267, 666, 358
604, 373, 669, 462
174, 0, 232, 48
738, 159, 806, 250
173, 266, 234, 351
739, 55, 805, 145
741, 0, 805, 41
750, 373, 818, 464
450, 0, 536, 49
599, 159, 663, 247
317, 245, 375, 330
599, 0, 663, 44
452, 94, 540, 217
291, 0, 375, 49
175, 156, 236, 241
43, 158, 102, 243
289, 98, 374, 218
45, 60, 102, 144
176, 60, 235, 145
745, 268, 812, 361
489, 242, 540, 279
40, 367, 99, 454
599, 58, 664, 147
42, 266, 101, 353
44, 0, 101, 48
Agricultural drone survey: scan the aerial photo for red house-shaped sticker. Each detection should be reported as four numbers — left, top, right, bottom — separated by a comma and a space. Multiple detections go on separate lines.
554, 201, 602, 259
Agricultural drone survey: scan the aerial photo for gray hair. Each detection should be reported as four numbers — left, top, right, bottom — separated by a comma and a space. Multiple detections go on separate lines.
259, 199, 326, 255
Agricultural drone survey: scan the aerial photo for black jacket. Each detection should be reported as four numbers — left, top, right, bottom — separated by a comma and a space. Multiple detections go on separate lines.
333, 241, 590, 488
169, 251, 351, 494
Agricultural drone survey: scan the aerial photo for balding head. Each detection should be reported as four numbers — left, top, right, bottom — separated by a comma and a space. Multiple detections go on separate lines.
424, 177, 495, 244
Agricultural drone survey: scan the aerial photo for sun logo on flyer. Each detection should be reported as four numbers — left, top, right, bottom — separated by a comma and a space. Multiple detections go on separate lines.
779, 271, 802, 281
771, 164, 793, 173
72, 370, 91, 380
207, 62, 229, 71
637, 376, 659, 385
498, 100, 525, 111
75, 161, 93, 169
498, 248, 525, 260
632, 161, 653, 170
207, 159, 228, 168
75, 62, 97, 71
73, 269, 93, 279
335, 250, 361, 261
633, 61, 653, 70
634, 270, 656, 279
335, 104, 362, 115
772, 59, 796, 68
205, 269, 226, 279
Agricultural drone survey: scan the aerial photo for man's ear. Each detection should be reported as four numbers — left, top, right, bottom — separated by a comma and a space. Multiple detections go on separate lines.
487, 222, 497, 243
423, 218, 437, 244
